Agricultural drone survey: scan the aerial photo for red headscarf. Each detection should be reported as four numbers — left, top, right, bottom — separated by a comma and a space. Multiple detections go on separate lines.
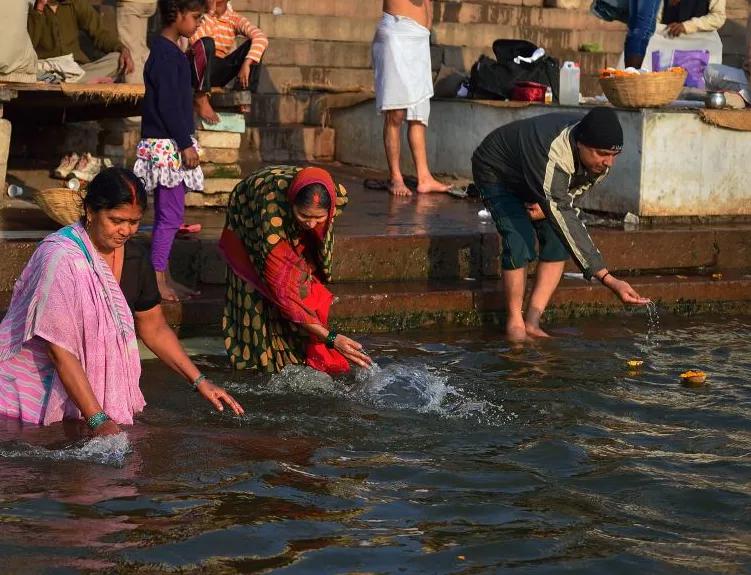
287, 167, 337, 240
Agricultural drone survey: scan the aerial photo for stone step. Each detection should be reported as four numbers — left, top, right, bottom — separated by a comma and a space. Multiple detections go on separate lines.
3, 226, 749, 296
246, 92, 372, 126
246, 124, 336, 161
433, 23, 625, 52
257, 65, 375, 94
162, 226, 751, 286
243, 11, 624, 47
158, 272, 751, 336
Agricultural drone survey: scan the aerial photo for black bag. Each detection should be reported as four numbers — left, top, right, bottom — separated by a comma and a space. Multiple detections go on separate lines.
469, 39, 560, 101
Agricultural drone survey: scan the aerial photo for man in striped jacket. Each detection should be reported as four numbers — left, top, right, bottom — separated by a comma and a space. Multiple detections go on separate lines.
191, 0, 268, 123
472, 107, 650, 341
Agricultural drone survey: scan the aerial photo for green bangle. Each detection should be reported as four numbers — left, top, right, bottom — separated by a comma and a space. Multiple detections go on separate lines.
325, 330, 338, 349
192, 373, 208, 392
87, 411, 110, 430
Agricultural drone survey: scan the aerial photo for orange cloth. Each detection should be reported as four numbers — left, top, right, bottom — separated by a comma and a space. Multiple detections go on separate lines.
190, 6, 268, 62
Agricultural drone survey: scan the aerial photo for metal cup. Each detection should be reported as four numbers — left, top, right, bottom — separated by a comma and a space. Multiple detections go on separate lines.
6, 184, 23, 198
705, 91, 727, 109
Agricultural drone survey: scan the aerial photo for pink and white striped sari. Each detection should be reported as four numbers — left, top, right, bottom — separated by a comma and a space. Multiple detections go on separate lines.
0, 223, 145, 425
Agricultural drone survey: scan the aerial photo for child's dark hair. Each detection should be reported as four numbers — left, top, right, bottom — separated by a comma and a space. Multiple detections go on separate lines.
293, 183, 332, 211
159, 0, 207, 26
82, 167, 148, 220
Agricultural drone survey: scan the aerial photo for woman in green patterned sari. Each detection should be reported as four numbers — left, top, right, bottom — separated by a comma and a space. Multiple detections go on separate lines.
219, 165, 372, 374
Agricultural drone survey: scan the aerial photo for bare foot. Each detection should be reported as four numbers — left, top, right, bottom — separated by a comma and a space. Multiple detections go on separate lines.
194, 93, 220, 125
506, 321, 528, 342
525, 323, 552, 338
156, 272, 180, 302
388, 179, 412, 197
416, 177, 450, 194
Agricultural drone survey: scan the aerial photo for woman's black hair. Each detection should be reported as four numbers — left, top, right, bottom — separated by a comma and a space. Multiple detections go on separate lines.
293, 183, 332, 211
159, 0, 207, 26
82, 167, 148, 221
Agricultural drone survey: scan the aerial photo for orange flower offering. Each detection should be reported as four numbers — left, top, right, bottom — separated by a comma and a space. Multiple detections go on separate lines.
626, 359, 644, 368
680, 370, 707, 385
599, 67, 685, 79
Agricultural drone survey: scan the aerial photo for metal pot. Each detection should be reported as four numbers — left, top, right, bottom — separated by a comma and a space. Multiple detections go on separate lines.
705, 91, 727, 109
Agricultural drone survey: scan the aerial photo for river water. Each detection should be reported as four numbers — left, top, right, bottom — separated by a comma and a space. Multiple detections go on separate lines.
1, 314, 750, 574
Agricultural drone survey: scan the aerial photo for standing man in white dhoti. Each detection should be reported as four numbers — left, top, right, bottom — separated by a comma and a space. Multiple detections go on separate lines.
372, 0, 449, 196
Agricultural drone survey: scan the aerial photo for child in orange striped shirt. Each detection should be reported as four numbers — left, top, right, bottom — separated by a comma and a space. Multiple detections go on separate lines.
190, 0, 268, 123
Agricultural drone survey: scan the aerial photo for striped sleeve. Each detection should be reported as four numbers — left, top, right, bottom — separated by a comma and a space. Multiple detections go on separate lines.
231, 13, 269, 62
540, 133, 606, 279
190, 17, 214, 44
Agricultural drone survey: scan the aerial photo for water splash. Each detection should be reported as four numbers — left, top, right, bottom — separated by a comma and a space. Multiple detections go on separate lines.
645, 300, 661, 347
0, 433, 132, 467
266, 363, 514, 425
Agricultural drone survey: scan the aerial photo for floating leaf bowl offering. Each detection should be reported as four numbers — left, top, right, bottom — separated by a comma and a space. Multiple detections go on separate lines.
680, 370, 707, 385
626, 359, 644, 368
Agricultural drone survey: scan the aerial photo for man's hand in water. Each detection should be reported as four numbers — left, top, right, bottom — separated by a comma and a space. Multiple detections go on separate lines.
334, 335, 372, 368
607, 277, 650, 305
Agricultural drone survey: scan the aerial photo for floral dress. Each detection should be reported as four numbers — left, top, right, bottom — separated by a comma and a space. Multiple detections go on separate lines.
132, 137, 204, 192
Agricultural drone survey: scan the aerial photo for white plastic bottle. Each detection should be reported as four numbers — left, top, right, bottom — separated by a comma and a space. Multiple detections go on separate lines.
559, 61, 580, 106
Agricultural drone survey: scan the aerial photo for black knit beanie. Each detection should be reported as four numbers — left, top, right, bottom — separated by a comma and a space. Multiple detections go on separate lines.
576, 107, 623, 151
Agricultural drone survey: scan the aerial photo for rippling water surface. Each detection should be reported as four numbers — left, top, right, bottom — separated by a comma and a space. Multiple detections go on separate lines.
1, 314, 750, 574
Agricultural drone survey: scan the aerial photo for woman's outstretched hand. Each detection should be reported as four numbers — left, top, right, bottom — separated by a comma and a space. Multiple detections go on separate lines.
196, 379, 245, 415
334, 335, 373, 368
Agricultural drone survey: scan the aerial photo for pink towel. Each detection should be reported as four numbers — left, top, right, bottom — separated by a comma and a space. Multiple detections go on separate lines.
0, 223, 145, 425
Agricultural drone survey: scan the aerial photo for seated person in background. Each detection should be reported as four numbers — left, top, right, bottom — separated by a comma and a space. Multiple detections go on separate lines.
1, 0, 37, 83
28, 0, 134, 84
658, 0, 725, 38
190, 0, 268, 123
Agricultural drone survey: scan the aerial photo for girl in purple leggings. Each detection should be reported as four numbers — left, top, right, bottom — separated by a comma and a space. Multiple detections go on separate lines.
134, 0, 206, 301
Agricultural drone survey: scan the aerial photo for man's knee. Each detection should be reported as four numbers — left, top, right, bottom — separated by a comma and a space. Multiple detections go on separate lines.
384, 109, 406, 126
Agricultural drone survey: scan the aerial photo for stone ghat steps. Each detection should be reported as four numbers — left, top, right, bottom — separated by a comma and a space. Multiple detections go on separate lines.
241, 10, 626, 51
2, 226, 749, 296
159, 272, 751, 335
2, 224, 749, 300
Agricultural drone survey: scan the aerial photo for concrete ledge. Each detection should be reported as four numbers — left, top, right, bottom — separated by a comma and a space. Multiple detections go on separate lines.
332, 100, 751, 217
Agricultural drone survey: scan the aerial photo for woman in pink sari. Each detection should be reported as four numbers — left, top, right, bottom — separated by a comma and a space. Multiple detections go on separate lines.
0, 168, 243, 435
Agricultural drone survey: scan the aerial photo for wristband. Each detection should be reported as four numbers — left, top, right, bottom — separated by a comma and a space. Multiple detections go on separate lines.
598, 272, 612, 285
192, 373, 208, 392
325, 330, 338, 349
87, 411, 110, 430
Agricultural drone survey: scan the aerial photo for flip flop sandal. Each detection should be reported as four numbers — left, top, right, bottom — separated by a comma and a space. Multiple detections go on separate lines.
178, 223, 202, 234
447, 185, 469, 199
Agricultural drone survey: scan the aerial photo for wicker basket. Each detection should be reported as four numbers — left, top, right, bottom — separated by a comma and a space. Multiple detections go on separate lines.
34, 187, 85, 226
599, 69, 688, 108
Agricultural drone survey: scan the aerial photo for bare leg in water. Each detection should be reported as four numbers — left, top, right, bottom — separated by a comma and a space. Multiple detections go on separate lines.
407, 121, 450, 194
525, 260, 565, 337
502, 267, 528, 341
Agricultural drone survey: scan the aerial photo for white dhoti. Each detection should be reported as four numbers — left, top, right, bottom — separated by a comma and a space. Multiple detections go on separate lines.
372, 12, 433, 126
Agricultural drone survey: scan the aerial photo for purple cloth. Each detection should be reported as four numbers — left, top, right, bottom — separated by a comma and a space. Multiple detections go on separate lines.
151, 182, 186, 272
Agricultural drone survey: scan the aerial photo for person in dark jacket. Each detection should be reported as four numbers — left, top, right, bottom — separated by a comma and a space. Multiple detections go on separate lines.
472, 107, 650, 342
